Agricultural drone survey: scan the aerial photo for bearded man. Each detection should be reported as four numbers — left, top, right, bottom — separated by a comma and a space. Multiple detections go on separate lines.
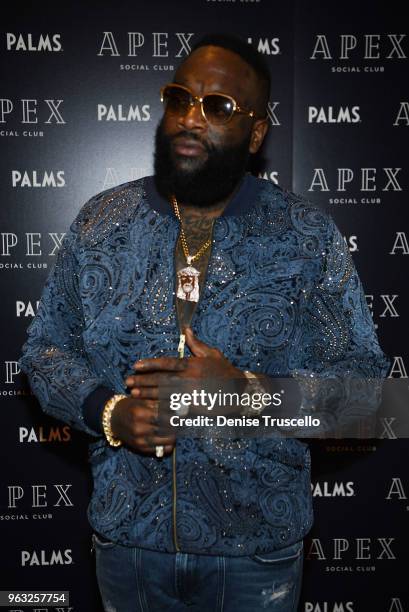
20, 34, 389, 612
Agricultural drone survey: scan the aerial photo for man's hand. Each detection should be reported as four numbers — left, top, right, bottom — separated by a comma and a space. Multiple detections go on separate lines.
125, 327, 245, 401
109, 396, 175, 456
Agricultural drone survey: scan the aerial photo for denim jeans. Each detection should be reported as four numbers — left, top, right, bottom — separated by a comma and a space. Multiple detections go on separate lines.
92, 534, 303, 611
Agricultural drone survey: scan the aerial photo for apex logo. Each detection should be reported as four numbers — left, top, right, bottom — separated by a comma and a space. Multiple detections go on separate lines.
97, 104, 150, 121
8, 484, 73, 508
102, 167, 148, 190
21, 548, 73, 567
12, 608, 74, 612
388, 356, 407, 378
3, 361, 21, 384
266, 101, 280, 126
308, 168, 402, 192
394, 102, 409, 126
310, 34, 406, 60
11, 170, 65, 188
389, 598, 404, 612
365, 294, 399, 318
386, 477, 407, 500
97, 32, 194, 57
306, 537, 396, 560
6, 33, 62, 52
308, 106, 360, 123
0, 99, 65, 124
304, 604, 354, 612
390, 231, 409, 254
19, 426, 71, 443
379, 417, 398, 440
311, 481, 354, 497
247, 37, 280, 55
1, 232, 65, 256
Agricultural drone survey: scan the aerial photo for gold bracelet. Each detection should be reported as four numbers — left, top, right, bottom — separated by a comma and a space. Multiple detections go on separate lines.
102, 394, 127, 447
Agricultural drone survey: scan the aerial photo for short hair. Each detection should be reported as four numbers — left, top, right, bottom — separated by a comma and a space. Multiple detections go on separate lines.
190, 33, 271, 113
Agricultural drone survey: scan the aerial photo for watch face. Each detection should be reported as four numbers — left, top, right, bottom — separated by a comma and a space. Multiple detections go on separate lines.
243, 374, 268, 418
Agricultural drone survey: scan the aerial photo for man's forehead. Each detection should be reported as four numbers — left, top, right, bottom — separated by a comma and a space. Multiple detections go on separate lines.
174, 45, 255, 95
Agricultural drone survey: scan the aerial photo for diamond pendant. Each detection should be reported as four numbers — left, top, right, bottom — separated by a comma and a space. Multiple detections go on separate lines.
177, 262, 200, 302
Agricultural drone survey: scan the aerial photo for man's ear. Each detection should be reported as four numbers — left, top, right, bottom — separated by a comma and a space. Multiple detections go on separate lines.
249, 118, 269, 154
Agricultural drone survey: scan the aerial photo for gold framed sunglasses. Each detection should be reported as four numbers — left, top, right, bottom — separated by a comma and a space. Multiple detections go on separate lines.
160, 83, 262, 126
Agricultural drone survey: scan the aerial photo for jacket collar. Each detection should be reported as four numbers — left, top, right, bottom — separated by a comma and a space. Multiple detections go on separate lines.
144, 173, 261, 217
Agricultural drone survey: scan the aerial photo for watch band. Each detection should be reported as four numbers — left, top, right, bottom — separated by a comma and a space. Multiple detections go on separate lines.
242, 371, 266, 416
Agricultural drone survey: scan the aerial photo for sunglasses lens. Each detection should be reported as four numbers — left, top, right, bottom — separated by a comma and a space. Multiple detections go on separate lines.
161, 86, 236, 124
162, 86, 191, 113
203, 95, 234, 124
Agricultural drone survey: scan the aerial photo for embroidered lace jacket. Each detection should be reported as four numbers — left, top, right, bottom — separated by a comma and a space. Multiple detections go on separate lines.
19, 175, 389, 555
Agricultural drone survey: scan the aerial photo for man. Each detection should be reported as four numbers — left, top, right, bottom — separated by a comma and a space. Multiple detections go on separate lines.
20, 34, 389, 611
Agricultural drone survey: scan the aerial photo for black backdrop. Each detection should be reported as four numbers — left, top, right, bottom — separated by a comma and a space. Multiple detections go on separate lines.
1, 1, 408, 611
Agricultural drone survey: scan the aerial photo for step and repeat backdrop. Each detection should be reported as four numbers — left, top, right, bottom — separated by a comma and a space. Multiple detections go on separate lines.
1, 1, 407, 610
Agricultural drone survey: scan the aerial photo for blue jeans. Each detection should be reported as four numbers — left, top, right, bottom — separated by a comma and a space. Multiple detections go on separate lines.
93, 534, 303, 611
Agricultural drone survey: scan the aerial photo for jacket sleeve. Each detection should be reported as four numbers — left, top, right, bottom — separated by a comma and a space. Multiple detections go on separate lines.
289, 216, 390, 437
19, 227, 114, 437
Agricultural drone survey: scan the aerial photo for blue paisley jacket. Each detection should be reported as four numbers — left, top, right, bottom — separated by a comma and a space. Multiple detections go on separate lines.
20, 174, 389, 556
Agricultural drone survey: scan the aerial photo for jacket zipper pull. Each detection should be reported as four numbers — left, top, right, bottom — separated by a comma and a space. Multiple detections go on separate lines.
178, 333, 186, 359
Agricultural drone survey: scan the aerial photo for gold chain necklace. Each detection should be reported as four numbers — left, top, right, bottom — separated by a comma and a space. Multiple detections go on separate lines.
171, 195, 212, 265
171, 194, 213, 309
171, 194, 214, 358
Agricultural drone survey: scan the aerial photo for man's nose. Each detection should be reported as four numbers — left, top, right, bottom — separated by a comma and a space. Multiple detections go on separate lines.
177, 99, 207, 130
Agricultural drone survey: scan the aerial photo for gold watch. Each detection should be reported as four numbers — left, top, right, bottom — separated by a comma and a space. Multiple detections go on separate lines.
242, 371, 266, 416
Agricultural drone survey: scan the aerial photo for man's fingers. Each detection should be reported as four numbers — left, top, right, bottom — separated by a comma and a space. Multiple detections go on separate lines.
130, 386, 159, 399
126, 399, 158, 415
184, 327, 217, 358
126, 372, 182, 390
126, 419, 173, 443
110, 397, 175, 457
137, 443, 174, 457
133, 357, 187, 372
126, 373, 161, 387
144, 433, 175, 446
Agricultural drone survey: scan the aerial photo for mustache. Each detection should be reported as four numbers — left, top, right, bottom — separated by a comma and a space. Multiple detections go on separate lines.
170, 130, 213, 153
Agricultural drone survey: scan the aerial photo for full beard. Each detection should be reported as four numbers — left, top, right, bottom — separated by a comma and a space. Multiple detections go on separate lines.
153, 119, 251, 208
